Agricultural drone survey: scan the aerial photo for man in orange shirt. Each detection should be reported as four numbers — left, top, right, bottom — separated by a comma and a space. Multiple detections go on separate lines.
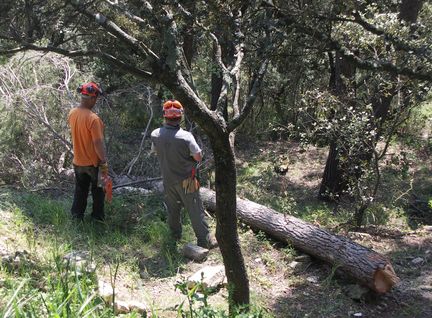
68, 82, 108, 221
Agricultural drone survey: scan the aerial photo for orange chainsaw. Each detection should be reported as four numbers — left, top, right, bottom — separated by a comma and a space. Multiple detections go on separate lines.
98, 166, 113, 203
103, 175, 113, 203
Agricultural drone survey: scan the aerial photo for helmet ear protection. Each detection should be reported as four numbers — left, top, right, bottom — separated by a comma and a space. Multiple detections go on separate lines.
163, 99, 184, 119
77, 82, 103, 97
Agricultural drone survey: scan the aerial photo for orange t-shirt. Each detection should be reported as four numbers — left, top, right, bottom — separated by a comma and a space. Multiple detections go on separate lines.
68, 107, 105, 167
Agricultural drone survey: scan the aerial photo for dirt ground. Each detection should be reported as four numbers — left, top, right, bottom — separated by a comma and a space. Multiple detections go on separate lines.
111, 211, 432, 318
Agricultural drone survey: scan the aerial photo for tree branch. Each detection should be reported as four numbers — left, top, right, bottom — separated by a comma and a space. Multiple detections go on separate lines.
229, 8, 245, 118
271, 4, 432, 81
0, 44, 153, 79
351, 11, 431, 57
207, 31, 231, 116
227, 59, 269, 132
104, 0, 147, 25
68, 0, 159, 61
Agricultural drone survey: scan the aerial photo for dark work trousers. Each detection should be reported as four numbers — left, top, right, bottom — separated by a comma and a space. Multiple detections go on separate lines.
164, 182, 209, 246
71, 165, 105, 220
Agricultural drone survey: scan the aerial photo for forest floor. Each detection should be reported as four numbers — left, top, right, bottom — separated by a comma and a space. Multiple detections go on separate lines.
0, 140, 431, 317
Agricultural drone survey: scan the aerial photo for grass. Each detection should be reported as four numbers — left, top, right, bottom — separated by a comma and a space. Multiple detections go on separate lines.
0, 244, 110, 317
0, 188, 200, 317
1, 187, 271, 317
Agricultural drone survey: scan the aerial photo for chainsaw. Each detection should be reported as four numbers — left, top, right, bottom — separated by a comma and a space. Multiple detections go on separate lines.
102, 175, 113, 203
98, 168, 113, 203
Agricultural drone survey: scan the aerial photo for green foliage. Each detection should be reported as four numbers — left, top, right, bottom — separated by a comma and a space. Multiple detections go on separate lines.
0, 246, 109, 317
175, 279, 271, 318
398, 98, 432, 151
0, 52, 89, 186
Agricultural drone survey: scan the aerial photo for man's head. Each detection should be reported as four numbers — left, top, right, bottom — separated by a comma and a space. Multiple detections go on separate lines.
77, 82, 103, 108
163, 99, 183, 124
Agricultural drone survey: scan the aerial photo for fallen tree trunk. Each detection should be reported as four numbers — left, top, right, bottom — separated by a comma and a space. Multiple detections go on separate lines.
199, 188, 399, 293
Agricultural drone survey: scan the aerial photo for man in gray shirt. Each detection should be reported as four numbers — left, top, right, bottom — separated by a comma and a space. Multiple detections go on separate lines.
151, 99, 217, 249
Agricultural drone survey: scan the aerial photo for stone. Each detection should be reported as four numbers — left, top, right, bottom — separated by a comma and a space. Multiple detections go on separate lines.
187, 265, 226, 290
114, 300, 130, 314
306, 276, 318, 284
182, 243, 209, 262
98, 280, 114, 303
63, 251, 96, 273
1, 250, 33, 270
353, 313, 363, 317
128, 300, 148, 314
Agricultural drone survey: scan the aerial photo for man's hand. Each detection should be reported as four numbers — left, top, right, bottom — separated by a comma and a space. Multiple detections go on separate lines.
192, 152, 202, 162
93, 139, 107, 168
100, 162, 109, 175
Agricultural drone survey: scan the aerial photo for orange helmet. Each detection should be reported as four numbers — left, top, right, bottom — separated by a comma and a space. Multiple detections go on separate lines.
77, 82, 103, 98
163, 99, 183, 119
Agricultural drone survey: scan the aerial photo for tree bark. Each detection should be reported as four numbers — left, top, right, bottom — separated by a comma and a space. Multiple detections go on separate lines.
200, 188, 399, 293
399, 0, 424, 24
209, 134, 250, 307
318, 141, 343, 201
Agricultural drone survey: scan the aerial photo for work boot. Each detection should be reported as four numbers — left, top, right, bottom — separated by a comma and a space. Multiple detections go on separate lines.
91, 214, 105, 222
71, 213, 84, 223
198, 234, 218, 249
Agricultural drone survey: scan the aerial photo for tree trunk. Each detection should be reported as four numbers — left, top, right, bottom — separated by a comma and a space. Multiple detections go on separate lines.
200, 188, 399, 293
318, 52, 354, 201
209, 134, 250, 308
399, 0, 424, 24
163, 72, 251, 312
318, 141, 344, 201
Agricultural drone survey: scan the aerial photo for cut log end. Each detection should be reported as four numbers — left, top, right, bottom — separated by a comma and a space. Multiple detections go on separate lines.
373, 263, 400, 293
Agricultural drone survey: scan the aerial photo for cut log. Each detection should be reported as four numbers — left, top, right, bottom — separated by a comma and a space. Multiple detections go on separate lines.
182, 243, 209, 262
199, 188, 399, 293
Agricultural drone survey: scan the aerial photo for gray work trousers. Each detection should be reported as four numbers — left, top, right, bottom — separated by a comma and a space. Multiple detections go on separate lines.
163, 182, 209, 246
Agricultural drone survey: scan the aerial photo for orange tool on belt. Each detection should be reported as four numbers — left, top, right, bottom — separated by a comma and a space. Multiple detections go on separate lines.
182, 166, 200, 194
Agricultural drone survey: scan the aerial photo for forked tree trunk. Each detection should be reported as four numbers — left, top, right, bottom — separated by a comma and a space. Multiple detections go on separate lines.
200, 188, 399, 293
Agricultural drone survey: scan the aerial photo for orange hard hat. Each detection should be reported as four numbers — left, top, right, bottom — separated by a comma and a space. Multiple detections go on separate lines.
77, 82, 103, 98
163, 99, 183, 119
